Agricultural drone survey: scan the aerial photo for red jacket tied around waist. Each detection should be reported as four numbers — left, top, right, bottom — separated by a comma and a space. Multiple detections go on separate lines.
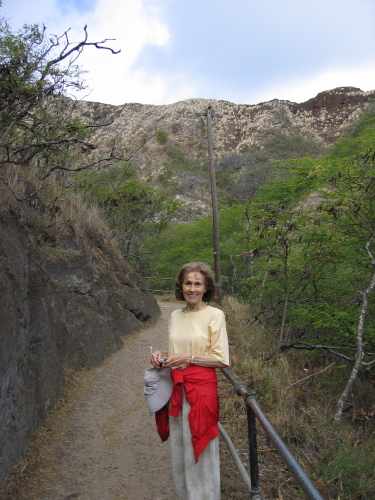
156, 365, 220, 462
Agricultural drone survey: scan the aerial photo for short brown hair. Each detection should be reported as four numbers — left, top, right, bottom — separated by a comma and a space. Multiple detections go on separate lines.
175, 262, 217, 302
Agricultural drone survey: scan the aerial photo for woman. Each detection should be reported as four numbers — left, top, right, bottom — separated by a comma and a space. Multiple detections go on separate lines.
151, 262, 230, 500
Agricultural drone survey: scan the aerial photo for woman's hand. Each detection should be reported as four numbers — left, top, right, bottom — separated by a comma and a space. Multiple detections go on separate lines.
162, 353, 191, 368
150, 350, 169, 368
150, 350, 163, 369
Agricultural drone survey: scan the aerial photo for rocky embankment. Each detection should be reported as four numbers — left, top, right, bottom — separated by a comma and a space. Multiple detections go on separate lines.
0, 206, 160, 488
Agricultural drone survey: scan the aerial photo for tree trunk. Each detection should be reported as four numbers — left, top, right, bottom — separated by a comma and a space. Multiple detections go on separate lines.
279, 241, 290, 348
334, 268, 375, 421
279, 290, 290, 349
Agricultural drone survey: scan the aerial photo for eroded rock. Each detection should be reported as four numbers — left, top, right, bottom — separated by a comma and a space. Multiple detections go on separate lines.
0, 208, 160, 487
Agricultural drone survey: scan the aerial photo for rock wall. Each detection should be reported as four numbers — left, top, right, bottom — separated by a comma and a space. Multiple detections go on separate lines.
0, 207, 160, 487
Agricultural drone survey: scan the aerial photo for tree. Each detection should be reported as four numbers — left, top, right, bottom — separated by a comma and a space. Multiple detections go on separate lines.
242, 202, 337, 349
240, 130, 375, 418
75, 164, 181, 273
326, 150, 375, 420
0, 20, 123, 185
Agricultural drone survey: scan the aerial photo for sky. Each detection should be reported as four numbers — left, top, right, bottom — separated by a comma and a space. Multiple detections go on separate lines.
2, 0, 375, 106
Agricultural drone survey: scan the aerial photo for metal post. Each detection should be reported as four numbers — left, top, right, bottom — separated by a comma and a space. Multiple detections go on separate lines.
247, 400, 262, 499
247, 397, 324, 500
206, 106, 222, 302
218, 422, 252, 495
222, 369, 324, 500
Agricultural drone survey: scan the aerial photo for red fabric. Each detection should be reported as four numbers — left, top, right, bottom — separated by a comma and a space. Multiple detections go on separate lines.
154, 366, 220, 461
155, 402, 169, 442
169, 366, 219, 462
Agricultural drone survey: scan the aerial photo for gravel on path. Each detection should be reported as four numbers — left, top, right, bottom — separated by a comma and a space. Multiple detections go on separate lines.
40, 302, 181, 500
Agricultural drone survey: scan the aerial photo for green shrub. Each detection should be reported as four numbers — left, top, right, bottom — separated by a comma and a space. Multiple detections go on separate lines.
156, 130, 168, 145
320, 441, 375, 499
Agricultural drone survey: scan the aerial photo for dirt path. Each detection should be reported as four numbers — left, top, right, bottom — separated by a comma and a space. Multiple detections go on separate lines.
39, 302, 181, 500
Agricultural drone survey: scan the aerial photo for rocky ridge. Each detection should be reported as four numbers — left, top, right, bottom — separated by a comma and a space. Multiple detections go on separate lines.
78, 86, 375, 167
75, 86, 375, 218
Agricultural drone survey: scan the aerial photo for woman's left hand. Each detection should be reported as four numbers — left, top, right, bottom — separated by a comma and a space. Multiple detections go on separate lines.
162, 353, 190, 368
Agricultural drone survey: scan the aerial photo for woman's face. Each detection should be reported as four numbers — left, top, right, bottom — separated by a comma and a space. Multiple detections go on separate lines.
182, 271, 207, 308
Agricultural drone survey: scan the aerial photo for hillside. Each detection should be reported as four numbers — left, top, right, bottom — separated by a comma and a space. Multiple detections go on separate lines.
75, 86, 375, 218
79, 86, 375, 156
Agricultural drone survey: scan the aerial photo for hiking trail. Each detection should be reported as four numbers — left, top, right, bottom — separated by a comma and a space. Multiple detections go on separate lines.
40, 302, 180, 500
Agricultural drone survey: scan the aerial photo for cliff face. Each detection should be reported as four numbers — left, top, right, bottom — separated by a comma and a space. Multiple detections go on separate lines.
0, 205, 160, 487
77, 86, 375, 165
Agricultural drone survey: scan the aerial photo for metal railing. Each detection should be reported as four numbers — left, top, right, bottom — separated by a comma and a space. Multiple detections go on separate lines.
220, 368, 324, 500
142, 277, 174, 294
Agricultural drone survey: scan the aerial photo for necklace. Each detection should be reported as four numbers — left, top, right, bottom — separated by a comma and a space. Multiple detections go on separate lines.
182, 303, 207, 313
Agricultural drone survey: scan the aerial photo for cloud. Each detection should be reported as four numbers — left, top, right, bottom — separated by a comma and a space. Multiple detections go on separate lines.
2, 0, 375, 106
251, 64, 375, 104
66, 1, 169, 103
2, 0, 172, 103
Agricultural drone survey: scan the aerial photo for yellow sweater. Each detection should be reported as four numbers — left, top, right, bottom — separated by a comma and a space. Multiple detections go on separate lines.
168, 305, 230, 366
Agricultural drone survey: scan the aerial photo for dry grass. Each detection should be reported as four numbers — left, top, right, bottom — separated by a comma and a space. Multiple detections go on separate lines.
1, 165, 116, 252
218, 296, 375, 500
59, 192, 110, 237
0, 368, 93, 500
151, 292, 176, 302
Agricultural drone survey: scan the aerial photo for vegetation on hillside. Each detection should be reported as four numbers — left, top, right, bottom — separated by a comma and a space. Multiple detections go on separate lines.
146, 109, 375, 429
73, 163, 181, 268
218, 297, 374, 499
0, 18, 177, 259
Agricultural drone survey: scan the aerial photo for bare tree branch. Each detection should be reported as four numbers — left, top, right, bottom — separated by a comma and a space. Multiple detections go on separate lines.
43, 25, 120, 80
280, 341, 375, 365
288, 362, 336, 389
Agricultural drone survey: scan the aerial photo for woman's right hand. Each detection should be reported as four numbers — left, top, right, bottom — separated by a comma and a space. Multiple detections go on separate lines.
150, 350, 163, 369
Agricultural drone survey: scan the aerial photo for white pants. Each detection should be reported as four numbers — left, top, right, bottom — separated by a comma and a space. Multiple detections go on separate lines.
169, 391, 221, 500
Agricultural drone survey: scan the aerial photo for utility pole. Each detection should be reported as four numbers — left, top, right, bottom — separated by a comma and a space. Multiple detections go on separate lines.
196, 106, 222, 303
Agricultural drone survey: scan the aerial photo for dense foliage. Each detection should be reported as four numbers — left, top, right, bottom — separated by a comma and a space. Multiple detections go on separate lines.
145, 109, 375, 365
74, 163, 180, 270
